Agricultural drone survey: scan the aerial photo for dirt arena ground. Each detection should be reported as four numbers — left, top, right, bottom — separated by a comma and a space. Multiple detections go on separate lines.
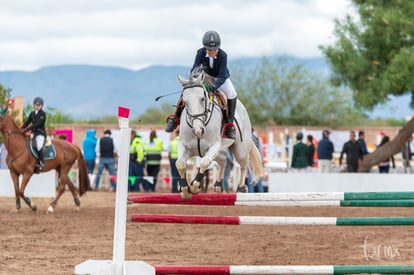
1, 189, 414, 275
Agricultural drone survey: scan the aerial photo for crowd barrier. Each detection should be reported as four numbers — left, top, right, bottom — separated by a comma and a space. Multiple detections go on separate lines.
0, 170, 55, 197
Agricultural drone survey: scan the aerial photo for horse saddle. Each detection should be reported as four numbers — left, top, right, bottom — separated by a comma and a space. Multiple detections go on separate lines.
29, 138, 57, 160
213, 91, 227, 108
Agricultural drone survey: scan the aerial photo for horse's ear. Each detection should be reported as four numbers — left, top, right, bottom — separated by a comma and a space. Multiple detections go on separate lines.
177, 74, 187, 85
193, 70, 204, 84
199, 71, 205, 83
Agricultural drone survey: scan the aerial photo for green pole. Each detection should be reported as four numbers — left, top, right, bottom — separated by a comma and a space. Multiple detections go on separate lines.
336, 217, 414, 226
340, 200, 414, 207
334, 265, 414, 274
344, 192, 414, 200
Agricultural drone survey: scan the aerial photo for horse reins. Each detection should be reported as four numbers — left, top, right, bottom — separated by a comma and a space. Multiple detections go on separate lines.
1, 128, 27, 163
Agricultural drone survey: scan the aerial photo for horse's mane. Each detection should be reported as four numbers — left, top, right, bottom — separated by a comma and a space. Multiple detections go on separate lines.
4, 115, 22, 133
188, 66, 215, 88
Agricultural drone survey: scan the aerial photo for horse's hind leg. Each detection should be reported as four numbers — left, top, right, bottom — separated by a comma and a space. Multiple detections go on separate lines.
47, 170, 80, 213
47, 175, 65, 213
236, 166, 248, 193
213, 150, 226, 193
65, 173, 81, 212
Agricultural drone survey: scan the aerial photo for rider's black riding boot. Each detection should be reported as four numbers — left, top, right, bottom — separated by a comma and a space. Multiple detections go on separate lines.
165, 97, 184, 133
223, 97, 237, 140
37, 149, 44, 169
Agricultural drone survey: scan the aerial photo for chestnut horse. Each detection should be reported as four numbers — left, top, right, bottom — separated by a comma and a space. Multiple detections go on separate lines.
0, 111, 89, 213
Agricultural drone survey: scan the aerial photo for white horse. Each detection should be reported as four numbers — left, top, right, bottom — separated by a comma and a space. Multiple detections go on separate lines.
175, 70, 262, 200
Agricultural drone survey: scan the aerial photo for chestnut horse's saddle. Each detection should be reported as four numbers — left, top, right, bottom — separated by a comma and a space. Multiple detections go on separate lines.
29, 138, 57, 160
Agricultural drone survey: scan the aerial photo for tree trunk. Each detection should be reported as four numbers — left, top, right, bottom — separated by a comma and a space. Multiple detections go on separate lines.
359, 118, 414, 172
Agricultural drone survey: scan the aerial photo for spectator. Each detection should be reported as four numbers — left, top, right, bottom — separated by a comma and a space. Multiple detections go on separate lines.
306, 134, 315, 171
358, 130, 368, 157
82, 128, 97, 174
291, 132, 309, 173
339, 130, 363, 172
95, 129, 117, 191
129, 130, 147, 192
317, 130, 334, 173
402, 135, 413, 174
168, 130, 180, 193
145, 129, 163, 192
377, 135, 395, 173
247, 129, 264, 192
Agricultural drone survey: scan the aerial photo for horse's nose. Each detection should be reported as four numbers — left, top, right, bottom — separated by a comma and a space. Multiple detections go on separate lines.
193, 127, 205, 138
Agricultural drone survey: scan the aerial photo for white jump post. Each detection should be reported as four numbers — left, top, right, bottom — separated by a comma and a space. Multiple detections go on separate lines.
75, 106, 154, 275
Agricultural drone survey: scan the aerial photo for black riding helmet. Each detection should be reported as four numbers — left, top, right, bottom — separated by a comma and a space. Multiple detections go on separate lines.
202, 30, 221, 51
33, 97, 44, 106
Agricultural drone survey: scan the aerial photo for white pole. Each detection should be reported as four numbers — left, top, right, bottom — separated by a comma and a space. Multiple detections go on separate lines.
112, 108, 131, 275
75, 106, 154, 275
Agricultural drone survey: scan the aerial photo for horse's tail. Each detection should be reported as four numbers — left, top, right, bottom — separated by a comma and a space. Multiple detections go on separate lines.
250, 142, 263, 184
75, 146, 89, 196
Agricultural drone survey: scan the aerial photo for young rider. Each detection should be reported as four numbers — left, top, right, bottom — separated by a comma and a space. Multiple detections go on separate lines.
21, 97, 47, 169
165, 30, 237, 140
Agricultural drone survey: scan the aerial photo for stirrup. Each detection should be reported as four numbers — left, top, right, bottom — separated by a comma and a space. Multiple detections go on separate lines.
222, 122, 236, 139
37, 161, 44, 170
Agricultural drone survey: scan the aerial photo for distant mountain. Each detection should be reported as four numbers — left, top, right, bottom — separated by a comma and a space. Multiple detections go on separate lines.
0, 64, 189, 119
0, 57, 412, 120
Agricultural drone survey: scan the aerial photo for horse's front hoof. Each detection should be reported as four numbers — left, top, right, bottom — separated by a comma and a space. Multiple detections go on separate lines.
31, 203, 37, 212
236, 185, 248, 193
46, 205, 54, 214
213, 186, 223, 193
213, 181, 223, 193
189, 181, 201, 194
180, 187, 192, 201
74, 206, 80, 212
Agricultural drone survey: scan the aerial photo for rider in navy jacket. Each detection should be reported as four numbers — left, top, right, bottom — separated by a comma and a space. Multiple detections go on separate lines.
191, 47, 230, 89
165, 30, 238, 140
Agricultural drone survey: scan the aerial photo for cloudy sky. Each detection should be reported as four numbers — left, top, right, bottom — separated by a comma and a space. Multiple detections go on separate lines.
0, 0, 355, 71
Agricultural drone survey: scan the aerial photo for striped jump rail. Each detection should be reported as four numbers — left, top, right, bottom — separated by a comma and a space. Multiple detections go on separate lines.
131, 214, 414, 226
128, 192, 414, 207
154, 264, 414, 274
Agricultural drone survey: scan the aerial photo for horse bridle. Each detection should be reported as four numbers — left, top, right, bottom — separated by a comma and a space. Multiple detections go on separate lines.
0, 115, 28, 162
182, 84, 215, 130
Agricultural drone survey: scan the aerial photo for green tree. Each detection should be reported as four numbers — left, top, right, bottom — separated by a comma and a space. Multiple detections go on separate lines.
232, 57, 363, 127
320, 0, 414, 171
0, 83, 12, 144
23, 104, 74, 131
137, 103, 172, 124
0, 83, 11, 106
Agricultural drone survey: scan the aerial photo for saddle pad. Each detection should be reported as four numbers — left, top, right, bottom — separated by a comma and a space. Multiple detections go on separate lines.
29, 142, 57, 160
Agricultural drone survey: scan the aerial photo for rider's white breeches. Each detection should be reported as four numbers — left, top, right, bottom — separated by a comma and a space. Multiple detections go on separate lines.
35, 135, 45, 151
217, 78, 237, 99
